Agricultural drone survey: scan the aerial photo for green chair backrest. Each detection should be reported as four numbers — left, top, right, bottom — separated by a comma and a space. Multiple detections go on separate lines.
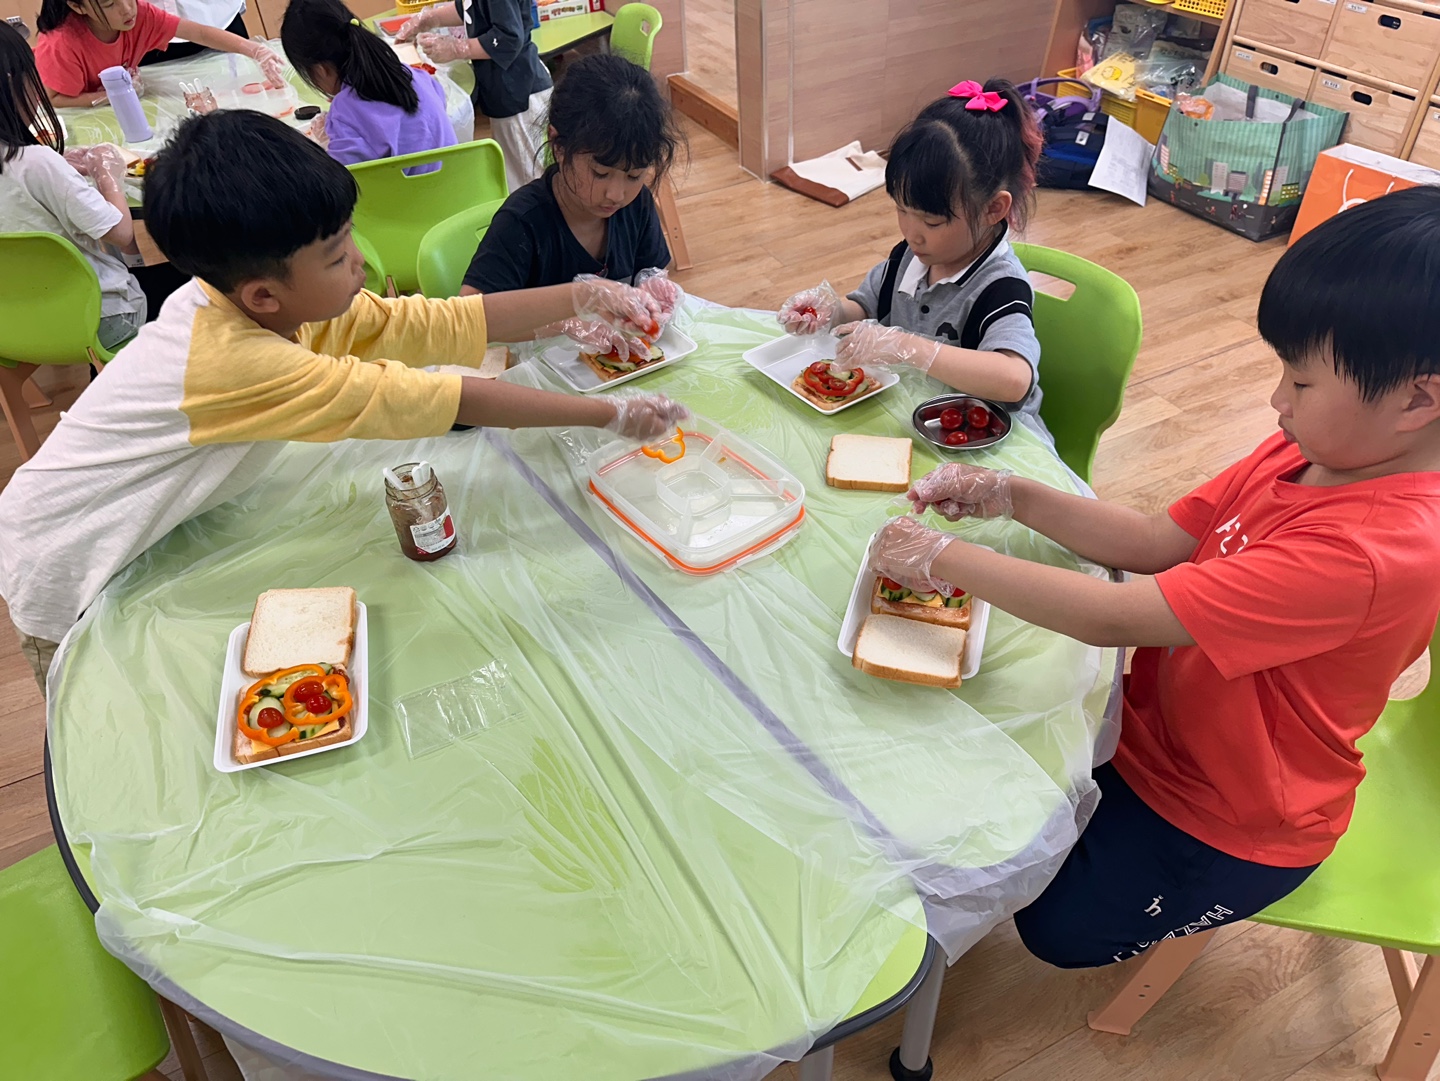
352, 228, 388, 297
1255, 626, 1440, 953
0, 846, 170, 1079
610, 2, 663, 70
1013, 243, 1143, 484
347, 139, 508, 294
0, 232, 115, 367
417, 199, 506, 299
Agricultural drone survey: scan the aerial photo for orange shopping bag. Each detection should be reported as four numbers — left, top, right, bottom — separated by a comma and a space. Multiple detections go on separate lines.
1290, 144, 1440, 244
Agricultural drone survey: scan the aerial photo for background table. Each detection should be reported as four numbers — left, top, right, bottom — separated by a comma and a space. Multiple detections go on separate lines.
47, 302, 1117, 1078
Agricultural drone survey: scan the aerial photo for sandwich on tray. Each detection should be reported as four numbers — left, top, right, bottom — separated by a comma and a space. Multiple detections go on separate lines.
792, 360, 881, 411
234, 587, 358, 765
852, 572, 971, 688
580, 338, 665, 381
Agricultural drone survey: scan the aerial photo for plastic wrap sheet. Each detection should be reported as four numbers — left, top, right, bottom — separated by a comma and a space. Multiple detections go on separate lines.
48, 301, 1117, 1080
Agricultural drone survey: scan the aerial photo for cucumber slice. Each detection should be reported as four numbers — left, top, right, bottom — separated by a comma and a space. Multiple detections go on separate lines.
298, 725, 324, 739
944, 593, 969, 609
248, 696, 285, 725
879, 586, 909, 602
910, 590, 939, 603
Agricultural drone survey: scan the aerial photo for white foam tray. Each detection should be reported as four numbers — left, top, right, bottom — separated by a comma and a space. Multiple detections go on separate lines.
837, 536, 989, 681
213, 602, 369, 773
539, 325, 697, 393
741, 333, 900, 414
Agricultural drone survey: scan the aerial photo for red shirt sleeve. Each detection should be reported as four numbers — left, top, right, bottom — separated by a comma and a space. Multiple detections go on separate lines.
134, 0, 182, 53
34, 30, 88, 98
1156, 528, 1375, 679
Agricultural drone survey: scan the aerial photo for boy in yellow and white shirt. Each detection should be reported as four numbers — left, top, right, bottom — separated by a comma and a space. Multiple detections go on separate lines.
0, 110, 686, 687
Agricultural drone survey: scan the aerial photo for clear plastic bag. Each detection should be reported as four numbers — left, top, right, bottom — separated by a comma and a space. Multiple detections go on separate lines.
394, 661, 524, 757
1103, 2, 1169, 61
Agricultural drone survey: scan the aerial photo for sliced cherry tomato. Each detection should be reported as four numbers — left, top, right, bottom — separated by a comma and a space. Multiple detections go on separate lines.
939, 407, 963, 431
257, 707, 286, 729
988, 421, 1006, 437
291, 680, 324, 700
967, 405, 992, 429
880, 577, 906, 592
944, 430, 970, 446
303, 695, 331, 716
796, 304, 817, 318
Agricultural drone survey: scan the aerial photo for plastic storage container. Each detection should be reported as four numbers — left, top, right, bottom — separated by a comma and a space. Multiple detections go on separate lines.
586, 416, 805, 575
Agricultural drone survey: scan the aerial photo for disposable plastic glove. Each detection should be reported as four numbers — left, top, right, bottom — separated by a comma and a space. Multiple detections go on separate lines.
67, 144, 126, 195
307, 111, 328, 146
866, 516, 961, 598
635, 267, 684, 327
835, 321, 942, 374
572, 274, 663, 339
417, 31, 467, 63
907, 463, 1016, 521
600, 393, 691, 441
777, 281, 841, 335
126, 67, 145, 97
394, 6, 437, 42
559, 319, 651, 361
246, 42, 287, 89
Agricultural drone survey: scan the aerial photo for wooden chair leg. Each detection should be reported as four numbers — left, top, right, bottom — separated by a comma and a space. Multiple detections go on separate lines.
1087, 930, 1216, 1035
1379, 952, 1439, 1081
655, 175, 693, 271
21, 378, 52, 408
157, 996, 209, 1081
139, 1071, 171, 1081
0, 362, 41, 463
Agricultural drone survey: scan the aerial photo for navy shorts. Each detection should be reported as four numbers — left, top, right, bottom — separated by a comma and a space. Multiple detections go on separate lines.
1013, 762, 1320, 968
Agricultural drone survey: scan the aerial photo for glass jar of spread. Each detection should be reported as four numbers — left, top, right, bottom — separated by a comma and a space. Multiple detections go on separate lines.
383, 462, 457, 562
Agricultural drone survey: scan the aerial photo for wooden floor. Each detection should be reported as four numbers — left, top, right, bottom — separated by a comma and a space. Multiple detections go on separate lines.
0, 120, 1429, 1080
683, 0, 737, 109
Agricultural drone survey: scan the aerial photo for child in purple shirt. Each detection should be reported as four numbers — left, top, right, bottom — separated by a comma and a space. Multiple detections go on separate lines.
282, 0, 457, 171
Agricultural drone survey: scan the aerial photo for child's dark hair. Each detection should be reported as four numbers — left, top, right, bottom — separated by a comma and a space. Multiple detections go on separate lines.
0, 20, 63, 168
282, 0, 419, 113
547, 53, 684, 178
144, 111, 358, 292
1259, 187, 1440, 402
37, 0, 96, 33
885, 78, 1043, 234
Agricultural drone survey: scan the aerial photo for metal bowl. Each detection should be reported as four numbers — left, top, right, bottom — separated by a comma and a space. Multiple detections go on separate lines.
912, 394, 1012, 452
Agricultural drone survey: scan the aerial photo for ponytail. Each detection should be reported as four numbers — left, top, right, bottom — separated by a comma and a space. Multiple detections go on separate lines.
282, 0, 419, 114
37, 0, 81, 33
884, 76, 1043, 234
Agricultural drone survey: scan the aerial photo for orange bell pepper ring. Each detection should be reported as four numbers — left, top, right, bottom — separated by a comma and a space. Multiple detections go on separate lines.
282, 670, 353, 725
642, 426, 685, 464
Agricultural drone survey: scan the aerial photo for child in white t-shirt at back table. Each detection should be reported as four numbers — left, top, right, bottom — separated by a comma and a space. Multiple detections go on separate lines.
0, 19, 146, 348
777, 78, 1052, 440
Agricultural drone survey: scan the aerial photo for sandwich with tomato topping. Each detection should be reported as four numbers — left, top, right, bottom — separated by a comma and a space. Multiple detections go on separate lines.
580, 338, 665, 381
233, 587, 358, 765
871, 576, 971, 629
792, 361, 880, 411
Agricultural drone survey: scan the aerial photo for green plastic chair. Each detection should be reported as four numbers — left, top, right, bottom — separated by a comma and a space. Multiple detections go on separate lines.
609, 2, 663, 69
1087, 629, 1440, 1080
416, 198, 507, 299
0, 845, 171, 1079
352, 228, 388, 297
0, 232, 128, 462
1013, 243, 1143, 485
347, 139, 508, 295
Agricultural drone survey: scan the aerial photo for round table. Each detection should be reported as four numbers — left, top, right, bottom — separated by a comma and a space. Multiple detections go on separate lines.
47, 301, 1117, 1079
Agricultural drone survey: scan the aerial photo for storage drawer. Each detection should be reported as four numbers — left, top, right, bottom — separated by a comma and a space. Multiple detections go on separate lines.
1409, 98, 1440, 166
1309, 71, 1419, 153
1236, 0, 1339, 59
1224, 43, 1319, 97
1323, 0, 1440, 91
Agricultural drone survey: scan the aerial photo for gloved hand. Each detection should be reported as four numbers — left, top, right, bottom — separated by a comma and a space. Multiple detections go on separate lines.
635, 268, 684, 327
66, 144, 127, 195
866, 516, 961, 598
126, 67, 146, 97
246, 42, 287, 89
600, 393, 691, 441
835, 321, 942, 374
777, 281, 842, 335
307, 111, 328, 146
559, 318, 650, 361
417, 30, 468, 63
394, 5, 438, 42
572, 274, 663, 339
907, 463, 1016, 521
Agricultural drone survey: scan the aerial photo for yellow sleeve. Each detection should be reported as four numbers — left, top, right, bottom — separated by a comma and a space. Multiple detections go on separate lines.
300, 290, 490, 369
181, 295, 466, 445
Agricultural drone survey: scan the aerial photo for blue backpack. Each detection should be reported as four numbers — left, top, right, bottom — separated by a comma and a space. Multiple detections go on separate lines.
1018, 77, 1110, 190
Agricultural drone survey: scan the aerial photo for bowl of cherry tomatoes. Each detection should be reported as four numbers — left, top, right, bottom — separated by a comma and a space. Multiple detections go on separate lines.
912, 394, 1011, 452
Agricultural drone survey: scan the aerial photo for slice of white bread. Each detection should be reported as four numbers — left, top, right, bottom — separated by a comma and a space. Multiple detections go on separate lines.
827, 434, 913, 492
242, 587, 357, 676
852, 613, 967, 688
233, 714, 354, 765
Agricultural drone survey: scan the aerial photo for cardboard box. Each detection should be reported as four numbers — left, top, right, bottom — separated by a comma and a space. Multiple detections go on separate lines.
536, 0, 597, 20
1289, 144, 1440, 244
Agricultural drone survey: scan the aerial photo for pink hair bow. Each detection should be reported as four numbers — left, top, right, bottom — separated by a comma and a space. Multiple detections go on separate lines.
948, 80, 1007, 112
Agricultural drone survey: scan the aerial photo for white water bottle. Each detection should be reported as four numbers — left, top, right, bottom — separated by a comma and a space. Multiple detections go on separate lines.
99, 66, 152, 143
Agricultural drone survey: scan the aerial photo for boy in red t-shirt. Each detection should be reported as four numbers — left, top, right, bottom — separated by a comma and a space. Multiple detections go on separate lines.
868, 187, 1440, 967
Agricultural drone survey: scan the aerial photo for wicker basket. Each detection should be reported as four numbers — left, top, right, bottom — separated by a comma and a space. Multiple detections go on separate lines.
1169, 0, 1229, 19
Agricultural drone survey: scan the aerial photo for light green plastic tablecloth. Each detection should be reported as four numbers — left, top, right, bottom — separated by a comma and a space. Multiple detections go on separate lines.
49, 302, 1116, 1080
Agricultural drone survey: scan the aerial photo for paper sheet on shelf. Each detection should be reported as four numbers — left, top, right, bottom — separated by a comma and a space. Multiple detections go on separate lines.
1088, 118, 1154, 206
